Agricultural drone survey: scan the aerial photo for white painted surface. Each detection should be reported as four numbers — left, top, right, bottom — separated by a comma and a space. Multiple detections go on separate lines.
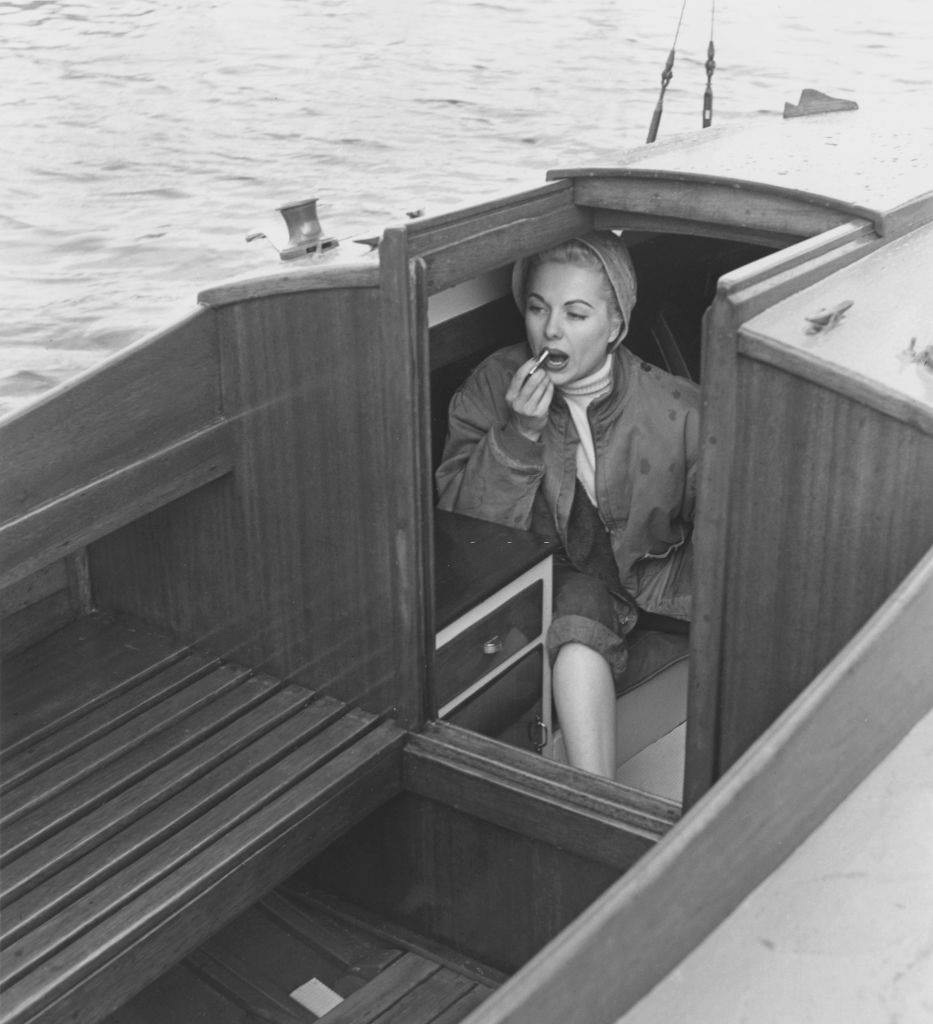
617, 109, 933, 215
618, 706, 933, 1024
614, 723, 686, 804
743, 219, 933, 412
290, 977, 344, 1015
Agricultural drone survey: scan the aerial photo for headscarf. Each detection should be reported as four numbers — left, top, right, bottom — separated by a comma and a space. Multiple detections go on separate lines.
510, 231, 637, 350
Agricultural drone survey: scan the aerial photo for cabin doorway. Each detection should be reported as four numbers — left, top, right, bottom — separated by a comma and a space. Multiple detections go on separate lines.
422, 222, 776, 813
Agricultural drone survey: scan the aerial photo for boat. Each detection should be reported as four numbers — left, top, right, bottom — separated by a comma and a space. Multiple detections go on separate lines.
1, 96, 931, 1024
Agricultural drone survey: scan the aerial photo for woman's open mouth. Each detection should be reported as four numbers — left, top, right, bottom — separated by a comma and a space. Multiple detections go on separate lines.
545, 350, 570, 371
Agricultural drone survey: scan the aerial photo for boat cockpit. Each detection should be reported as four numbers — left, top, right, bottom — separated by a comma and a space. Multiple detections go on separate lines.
2, 110, 931, 1024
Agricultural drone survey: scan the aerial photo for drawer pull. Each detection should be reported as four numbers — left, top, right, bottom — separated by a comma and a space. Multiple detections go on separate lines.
482, 635, 504, 655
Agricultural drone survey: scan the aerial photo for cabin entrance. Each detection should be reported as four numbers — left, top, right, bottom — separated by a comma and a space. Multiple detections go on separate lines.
415, 205, 775, 809
409, 168, 932, 823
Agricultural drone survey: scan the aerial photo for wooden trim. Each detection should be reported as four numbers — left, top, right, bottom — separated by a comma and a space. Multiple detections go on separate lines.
0, 310, 221, 526
404, 182, 573, 252
549, 167, 880, 223
567, 174, 875, 241
683, 218, 891, 809
592, 209, 803, 248
0, 422, 233, 590
64, 551, 93, 615
405, 725, 676, 859
412, 258, 437, 726
196, 260, 379, 307
738, 331, 933, 435
875, 189, 933, 237
417, 206, 594, 294
378, 231, 430, 730
459, 544, 933, 1024
0, 562, 70, 619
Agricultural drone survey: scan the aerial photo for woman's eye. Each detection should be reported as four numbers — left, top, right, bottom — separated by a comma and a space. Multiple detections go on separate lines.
526, 303, 545, 315
567, 311, 587, 321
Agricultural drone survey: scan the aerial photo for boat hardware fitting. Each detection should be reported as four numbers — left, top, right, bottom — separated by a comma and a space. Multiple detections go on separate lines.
246, 197, 339, 260
804, 299, 853, 334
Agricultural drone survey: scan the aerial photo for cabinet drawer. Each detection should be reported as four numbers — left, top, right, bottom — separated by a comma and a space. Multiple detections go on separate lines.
435, 581, 543, 708
446, 648, 543, 749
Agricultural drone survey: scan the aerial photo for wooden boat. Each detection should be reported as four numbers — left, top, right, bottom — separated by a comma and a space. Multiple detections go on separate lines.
1, 100, 931, 1024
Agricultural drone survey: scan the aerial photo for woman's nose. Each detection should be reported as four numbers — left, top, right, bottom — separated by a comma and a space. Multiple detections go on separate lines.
544, 312, 563, 339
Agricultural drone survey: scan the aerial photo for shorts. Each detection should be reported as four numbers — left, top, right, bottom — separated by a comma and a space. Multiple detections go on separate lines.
546, 540, 693, 685
545, 559, 637, 685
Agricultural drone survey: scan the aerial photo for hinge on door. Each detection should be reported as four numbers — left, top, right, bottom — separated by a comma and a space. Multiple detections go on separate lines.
529, 715, 549, 754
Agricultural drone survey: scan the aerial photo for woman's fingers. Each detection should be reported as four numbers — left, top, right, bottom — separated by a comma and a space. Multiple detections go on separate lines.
506, 359, 553, 441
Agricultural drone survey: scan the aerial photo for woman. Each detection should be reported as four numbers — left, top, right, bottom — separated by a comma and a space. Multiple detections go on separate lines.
436, 232, 699, 778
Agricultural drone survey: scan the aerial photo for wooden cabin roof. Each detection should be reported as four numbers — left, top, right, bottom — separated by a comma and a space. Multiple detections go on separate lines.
551, 105, 933, 221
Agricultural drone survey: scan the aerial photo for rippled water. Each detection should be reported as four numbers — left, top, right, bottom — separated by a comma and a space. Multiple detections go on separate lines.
1, 0, 931, 416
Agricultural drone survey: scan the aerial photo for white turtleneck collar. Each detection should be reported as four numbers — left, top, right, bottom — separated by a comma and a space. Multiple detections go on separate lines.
559, 354, 614, 506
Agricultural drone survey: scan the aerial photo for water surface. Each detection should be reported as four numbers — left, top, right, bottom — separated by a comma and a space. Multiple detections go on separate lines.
1, 0, 930, 416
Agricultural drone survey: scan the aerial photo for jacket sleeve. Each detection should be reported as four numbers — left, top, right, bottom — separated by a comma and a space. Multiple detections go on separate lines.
435, 358, 546, 531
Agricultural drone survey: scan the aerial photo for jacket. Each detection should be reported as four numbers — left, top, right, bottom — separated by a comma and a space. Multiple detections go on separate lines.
435, 343, 700, 596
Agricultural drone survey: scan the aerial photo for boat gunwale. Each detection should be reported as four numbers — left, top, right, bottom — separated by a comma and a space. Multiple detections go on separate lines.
458, 542, 933, 1024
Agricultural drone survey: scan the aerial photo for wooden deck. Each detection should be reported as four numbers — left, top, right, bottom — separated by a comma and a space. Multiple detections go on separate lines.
0, 613, 405, 1024
104, 888, 504, 1024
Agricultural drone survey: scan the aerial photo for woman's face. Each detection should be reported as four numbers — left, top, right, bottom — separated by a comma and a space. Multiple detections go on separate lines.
524, 261, 620, 384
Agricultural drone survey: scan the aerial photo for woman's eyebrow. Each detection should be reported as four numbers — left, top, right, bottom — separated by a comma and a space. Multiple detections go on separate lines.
526, 292, 595, 309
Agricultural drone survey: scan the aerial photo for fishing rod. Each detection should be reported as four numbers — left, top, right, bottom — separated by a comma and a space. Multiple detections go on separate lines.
703, 0, 716, 128
645, 0, 687, 144
646, 0, 717, 143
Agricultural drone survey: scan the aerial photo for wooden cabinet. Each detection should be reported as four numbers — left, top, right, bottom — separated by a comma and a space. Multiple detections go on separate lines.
433, 512, 555, 751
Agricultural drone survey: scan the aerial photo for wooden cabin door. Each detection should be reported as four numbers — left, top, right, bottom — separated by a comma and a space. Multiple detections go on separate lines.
685, 209, 933, 808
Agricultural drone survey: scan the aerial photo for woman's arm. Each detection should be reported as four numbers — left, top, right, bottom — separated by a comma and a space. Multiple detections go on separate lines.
435, 354, 547, 531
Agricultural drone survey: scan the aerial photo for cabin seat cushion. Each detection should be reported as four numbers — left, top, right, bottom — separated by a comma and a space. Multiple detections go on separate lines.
619, 628, 689, 697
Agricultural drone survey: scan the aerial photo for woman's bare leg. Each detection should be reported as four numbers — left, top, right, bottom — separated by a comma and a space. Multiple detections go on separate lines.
552, 642, 615, 778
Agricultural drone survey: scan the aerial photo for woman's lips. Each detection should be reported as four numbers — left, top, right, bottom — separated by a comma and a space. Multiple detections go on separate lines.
545, 350, 569, 370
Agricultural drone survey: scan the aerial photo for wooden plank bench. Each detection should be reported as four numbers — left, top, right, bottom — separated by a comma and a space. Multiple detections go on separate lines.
0, 613, 406, 1024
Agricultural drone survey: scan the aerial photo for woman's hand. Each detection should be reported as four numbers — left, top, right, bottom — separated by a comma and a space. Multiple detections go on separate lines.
506, 356, 554, 441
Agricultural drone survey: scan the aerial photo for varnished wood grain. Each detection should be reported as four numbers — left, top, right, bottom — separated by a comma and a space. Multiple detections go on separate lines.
197, 258, 379, 307
405, 182, 573, 255
0, 721, 405, 1024
684, 218, 902, 808
593, 208, 801, 248
408, 724, 674, 839
307, 952, 441, 1024
716, 358, 933, 772
0, 591, 78, 661
0, 689, 327, 921
89, 281, 428, 724
1, 652, 218, 792
455, 547, 933, 1024
1, 666, 268, 854
184, 948, 317, 1024
304, 790, 621, 976
88, 475, 246, 664
0, 309, 219, 527
379, 234, 432, 729
0, 612, 191, 752
568, 174, 870, 241
0, 421, 233, 589
289, 889, 508, 989
421, 206, 594, 295
0, 560, 69, 617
